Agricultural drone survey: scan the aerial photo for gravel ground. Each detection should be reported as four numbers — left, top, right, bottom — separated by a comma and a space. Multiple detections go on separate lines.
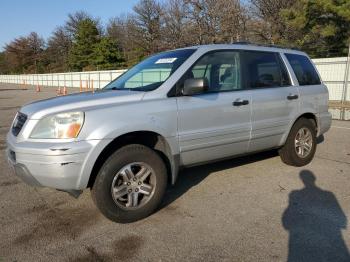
0, 83, 349, 262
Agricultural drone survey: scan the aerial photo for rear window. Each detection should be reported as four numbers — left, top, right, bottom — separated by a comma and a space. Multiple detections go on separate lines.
285, 54, 321, 86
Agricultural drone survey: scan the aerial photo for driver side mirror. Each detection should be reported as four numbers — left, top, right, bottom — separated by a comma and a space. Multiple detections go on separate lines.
182, 78, 209, 96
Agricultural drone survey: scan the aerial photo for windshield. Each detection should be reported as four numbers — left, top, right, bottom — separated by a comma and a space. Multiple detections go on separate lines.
104, 49, 196, 91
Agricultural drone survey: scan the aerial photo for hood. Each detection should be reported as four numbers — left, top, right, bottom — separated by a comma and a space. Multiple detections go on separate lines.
21, 90, 145, 119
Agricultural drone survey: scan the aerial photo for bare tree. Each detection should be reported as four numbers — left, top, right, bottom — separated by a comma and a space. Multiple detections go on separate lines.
4, 32, 45, 73
45, 27, 72, 72
186, 0, 244, 44
249, 0, 294, 43
133, 0, 164, 54
64, 11, 102, 38
163, 0, 193, 48
107, 15, 145, 66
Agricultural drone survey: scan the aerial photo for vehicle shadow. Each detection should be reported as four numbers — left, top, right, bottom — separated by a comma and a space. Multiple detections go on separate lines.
316, 134, 325, 144
282, 170, 350, 262
161, 134, 326, 209
160, 149, 278, 209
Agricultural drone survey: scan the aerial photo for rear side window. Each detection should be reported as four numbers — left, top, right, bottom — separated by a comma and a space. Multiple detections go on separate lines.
243, 51, 291, 88
285, 54, 321, 86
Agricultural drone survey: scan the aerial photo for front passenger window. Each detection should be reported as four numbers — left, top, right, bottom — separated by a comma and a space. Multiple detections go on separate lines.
178, 51, 242, 93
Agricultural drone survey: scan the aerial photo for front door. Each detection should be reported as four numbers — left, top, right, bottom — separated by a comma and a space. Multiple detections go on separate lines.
175, 50, 252, 166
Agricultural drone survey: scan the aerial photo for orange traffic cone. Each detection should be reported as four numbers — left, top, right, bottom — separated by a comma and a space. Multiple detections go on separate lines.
80, 80, 83, 92
36, 84, 41, 92
63, 86, 67, 95
91, 80, 94, 93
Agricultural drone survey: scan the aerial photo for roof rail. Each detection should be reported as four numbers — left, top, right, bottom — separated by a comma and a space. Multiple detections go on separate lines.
231, 41, 300, 51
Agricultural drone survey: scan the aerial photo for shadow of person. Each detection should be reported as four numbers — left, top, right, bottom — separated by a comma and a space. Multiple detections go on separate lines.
160, 150, 278, 209
282, 170, 350, 262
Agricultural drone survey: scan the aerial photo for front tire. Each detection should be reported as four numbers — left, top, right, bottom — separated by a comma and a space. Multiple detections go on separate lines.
279, 118, 317, 167
91, 144, 167, 223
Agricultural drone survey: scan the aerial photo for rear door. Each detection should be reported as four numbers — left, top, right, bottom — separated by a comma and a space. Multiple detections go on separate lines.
243, 51, 300, 152
175, 50, 252, 166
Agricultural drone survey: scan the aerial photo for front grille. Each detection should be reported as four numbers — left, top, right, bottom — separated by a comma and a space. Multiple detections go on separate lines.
12, 112, 27, 136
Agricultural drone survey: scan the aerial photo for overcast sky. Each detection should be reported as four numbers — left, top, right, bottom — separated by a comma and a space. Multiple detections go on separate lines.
0, 0, 141, 50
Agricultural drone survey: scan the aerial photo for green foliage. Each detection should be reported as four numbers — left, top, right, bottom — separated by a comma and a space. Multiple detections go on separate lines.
92, 37, 125, 70
68, 19, 126, 71
281, 0, 350, 57
68, 18, 100, 71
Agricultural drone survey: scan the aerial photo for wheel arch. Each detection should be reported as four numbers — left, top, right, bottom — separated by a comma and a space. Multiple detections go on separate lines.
280, 112, 318, 146
87, 131, 179, 188
295, 112, 318, 130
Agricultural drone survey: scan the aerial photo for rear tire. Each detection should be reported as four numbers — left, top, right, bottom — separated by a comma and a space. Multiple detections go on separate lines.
279, 118, 317, 167
91, 144, 167, 223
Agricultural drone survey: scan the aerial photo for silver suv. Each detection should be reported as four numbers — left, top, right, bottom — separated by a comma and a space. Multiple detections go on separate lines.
6, 44, 331, 223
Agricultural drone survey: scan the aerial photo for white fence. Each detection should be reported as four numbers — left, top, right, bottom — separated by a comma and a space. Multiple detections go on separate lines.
0, 58, 349, 97
312, 57, 350, 120
313, 57, 350, 101
0, 57, 349, 119
0, 69, 127, 89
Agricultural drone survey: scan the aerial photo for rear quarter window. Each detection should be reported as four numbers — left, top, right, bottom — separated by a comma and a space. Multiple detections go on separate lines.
285, 53, 321, 86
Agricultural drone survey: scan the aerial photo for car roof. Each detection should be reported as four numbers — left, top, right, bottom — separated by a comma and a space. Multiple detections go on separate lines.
177, 43, 307, 56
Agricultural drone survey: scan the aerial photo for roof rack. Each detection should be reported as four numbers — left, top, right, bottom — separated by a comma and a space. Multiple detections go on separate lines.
231, 41, 300, 51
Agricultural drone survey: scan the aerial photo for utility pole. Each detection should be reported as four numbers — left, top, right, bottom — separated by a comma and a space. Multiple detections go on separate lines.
341, 43, 350, 120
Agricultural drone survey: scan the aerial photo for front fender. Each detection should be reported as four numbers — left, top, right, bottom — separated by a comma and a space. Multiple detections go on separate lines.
76, 98, 180, 188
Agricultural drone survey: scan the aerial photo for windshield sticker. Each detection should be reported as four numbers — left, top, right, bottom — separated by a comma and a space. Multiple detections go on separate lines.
155, 58, 177, 64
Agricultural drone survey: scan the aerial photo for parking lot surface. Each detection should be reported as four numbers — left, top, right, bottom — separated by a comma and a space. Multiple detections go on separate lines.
0, 83, 349, 261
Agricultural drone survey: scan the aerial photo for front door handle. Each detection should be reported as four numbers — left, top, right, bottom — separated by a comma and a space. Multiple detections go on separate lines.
233, 99, 249, 106
287, 94, 299, 100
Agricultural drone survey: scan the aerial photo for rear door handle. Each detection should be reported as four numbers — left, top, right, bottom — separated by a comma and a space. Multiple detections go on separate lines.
287, 94, 299, 100
233, 99, 249, 106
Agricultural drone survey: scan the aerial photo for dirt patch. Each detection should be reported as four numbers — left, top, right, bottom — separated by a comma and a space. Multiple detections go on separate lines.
72, 246, 110, 262
0, 97, 13, 99
0, 106, 20, 111
0, 88, 27, 92
0, 127, 10, 134
0, 180, 20, 187
14, 206, 100, 245
0, 140, 6, 151
329, 100, 350, 109
54, 200, 67, 207
114, 235, 144, 260
26, 203, 50, 214
159, 204, 194, 219
71, 235, 144, 262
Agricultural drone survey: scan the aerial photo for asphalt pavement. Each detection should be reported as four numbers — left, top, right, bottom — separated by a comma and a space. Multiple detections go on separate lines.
0, 83, 349, 261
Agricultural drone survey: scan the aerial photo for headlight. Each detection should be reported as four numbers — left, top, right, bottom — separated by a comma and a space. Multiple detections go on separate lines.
30, 112, 84, 139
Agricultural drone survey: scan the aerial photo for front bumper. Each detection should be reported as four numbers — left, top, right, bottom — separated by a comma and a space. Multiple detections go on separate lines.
7, 157, 41, 187
6, 132, 110, 190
